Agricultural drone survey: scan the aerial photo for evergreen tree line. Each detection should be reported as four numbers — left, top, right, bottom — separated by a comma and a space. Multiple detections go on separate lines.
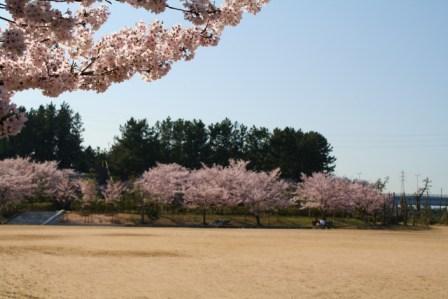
0, 103, 336, 183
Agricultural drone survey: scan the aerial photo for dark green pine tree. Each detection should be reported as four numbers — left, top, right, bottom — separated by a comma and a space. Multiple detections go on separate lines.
243, 126, 272, 171
54, 102, 84, 169
267, 127, 335, 181
0, 102, 85, 170
181, 119, 209, 168
108, 118, 160, 180
207, 118, 246, 166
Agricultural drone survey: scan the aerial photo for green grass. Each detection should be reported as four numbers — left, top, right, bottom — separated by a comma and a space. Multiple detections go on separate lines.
64, 211, 367, 228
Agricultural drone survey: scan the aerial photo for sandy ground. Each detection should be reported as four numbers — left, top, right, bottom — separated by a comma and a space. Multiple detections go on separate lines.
0, 226, 447, 299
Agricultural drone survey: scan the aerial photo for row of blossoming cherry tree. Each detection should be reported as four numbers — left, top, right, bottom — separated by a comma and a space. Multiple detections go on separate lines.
0, 157, 387, 225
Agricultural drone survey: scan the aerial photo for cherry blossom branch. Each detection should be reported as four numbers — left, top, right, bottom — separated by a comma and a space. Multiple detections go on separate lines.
0, 0, 270, 138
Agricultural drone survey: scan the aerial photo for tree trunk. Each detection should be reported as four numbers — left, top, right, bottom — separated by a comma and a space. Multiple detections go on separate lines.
364, 212, 369, 225
412, 209, 417, 226
202, 209, 207, 225
255, 215, 261, 226
403, 198, 408, 226
140, 205, 145, 224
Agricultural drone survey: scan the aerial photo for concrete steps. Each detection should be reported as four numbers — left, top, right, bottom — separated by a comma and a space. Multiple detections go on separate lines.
8, 210, 65, 225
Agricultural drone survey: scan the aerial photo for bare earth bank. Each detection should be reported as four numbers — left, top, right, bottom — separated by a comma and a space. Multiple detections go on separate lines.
0, 226, 447, 299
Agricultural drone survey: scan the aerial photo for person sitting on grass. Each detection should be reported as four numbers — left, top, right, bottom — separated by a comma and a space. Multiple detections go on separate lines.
319, 218, 327, 228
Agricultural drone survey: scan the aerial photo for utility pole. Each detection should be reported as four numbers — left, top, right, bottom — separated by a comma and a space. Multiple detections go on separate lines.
400, 171, 408, 225
401, 171, 406, 195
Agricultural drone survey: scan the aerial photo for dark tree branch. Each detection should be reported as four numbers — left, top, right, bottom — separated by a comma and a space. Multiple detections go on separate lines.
80, 57, 97, 75
0, 15, 16, 24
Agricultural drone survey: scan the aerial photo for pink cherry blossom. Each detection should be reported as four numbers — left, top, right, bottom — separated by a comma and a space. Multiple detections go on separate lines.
183, 164, 228, 224
296, 172, 386, 218
135, 163, 189, 204
79, 178, 98, 209
220, 160, 291, 225
0, 0, 270, 138
101, 179, 127, 207
183, 160, 291, 225
0, 158, 80, 210
0, 157, 36, 211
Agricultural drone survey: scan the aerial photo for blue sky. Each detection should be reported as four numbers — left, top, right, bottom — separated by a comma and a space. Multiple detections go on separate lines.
13, 0, 448, 193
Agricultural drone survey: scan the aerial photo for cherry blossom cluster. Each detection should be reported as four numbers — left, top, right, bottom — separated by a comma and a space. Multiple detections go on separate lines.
0, 85, 27, 138
136, 160, 291, 224
0, 158, 80, 210
0, 157, 388, 223
121, 0, 167, 13
52, 169, 81, 208
79, 178, 98, 208
183, 163, 228, 215
135, 163, 190, 204
0, 157, 36, 210
101, 179, 127, 207
0, 0, 270, 138
296, 172, 386, 217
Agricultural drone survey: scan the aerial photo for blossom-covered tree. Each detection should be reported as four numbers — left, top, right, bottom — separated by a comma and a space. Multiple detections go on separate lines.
240, 169, 291, 226
32, 160, 66, 198
79, 178, 98, 209
296, 172, 386, 220
0, 0, 270, 137
52, 168, 80, 209
30, 162, 80, 209
295, 172, 341, 216
27, 159, 81, 208
184, 160, 291, 225
348, 180, 385, 221
0, 157, 35, 212
221, 160, 291, 226
135, 163, 189, 223
136, 163, 189, 205
101, 179, 127, 209
0, 157, 80, 211
183, 164, 228, 225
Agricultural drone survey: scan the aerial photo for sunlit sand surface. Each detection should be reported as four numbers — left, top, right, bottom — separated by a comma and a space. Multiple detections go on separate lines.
1, 226, 447, 298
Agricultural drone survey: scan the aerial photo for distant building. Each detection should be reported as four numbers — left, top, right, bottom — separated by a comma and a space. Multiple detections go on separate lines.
392, 193, 448, 208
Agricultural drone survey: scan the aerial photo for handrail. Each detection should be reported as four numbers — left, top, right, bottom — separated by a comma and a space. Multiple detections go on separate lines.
41, 210, 65, 225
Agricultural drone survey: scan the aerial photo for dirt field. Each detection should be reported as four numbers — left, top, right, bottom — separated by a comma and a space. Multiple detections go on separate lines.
0, 226, 447, 299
